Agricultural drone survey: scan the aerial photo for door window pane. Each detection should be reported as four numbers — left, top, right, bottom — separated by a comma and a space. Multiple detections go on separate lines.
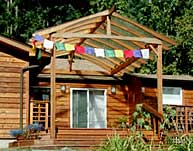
89, 90, 105, 128
72, 90, 87, 128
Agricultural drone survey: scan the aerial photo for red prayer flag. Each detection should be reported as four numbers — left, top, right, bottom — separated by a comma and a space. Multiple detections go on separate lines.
75, 45, 85, 54
124, 50, 133, 58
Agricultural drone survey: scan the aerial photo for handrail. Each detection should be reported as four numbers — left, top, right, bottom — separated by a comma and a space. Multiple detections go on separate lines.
140, 103, 163, 121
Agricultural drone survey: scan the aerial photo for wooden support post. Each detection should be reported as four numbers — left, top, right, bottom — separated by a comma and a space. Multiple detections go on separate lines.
157, 44, 163, 114
157, 44, 163, 137
50, 48, 56, 138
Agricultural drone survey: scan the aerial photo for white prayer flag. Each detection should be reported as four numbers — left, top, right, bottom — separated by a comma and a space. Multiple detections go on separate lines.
141, 49, 149, 59
94, 48, 105, 57
43, 39, 54, 49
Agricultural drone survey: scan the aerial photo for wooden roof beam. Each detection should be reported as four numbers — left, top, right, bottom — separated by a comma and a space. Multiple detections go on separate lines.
52, 33, 162, 44
42, 69, 110, 76
111, 58, 137, 75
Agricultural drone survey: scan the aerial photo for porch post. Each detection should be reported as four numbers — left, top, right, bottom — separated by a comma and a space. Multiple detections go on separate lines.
157, 44, 163, 114
50, 47, 56, 138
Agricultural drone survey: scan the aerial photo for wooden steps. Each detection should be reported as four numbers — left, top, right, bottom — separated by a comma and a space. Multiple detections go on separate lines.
54, 128, 129, 150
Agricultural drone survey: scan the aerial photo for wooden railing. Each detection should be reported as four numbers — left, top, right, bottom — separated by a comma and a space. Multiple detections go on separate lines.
30, 100, 49, 129
140, 103, 163, 136
169, 105, 193, 134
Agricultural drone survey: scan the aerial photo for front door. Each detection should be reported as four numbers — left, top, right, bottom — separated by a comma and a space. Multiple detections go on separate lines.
71, 88, 106, 128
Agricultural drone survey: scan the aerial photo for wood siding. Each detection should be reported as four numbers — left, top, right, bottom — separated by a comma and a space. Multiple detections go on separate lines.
37, 76, 142, 129
0, 52, 29, 138
183, 90, 193, 105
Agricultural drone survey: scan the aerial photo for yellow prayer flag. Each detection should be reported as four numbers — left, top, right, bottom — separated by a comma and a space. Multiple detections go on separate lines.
64, 43, 74, 51
114, 49, 124, 57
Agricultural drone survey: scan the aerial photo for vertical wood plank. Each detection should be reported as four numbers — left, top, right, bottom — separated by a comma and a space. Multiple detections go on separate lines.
45, 101, 49, 129
185, 106, 188, 133
51, 48, 56, 138
157, 44, 163, 114
106, 16, 111, 35
30, 101, 33, 124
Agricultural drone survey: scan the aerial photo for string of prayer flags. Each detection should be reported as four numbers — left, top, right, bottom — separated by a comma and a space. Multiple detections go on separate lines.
94, 48, 105, 57
104, 49, 115, 57
85, 47, 95, 55
115, 49, 124, 58
75, 45, 85, 54
141, 49, 149, 59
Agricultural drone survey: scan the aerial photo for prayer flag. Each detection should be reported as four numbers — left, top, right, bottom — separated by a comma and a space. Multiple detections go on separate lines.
141, 49, 149, 59
30, 40, 36, 56
37, 49, 42, 60
64, 43, 74, 51
114, 49, 124, 58
133, 49, 142, 58
85, 47, 95, 55
43, 39, 54, 49
94, 48, 105, 57
75, 45, 85, 54
34, 34, 44, 42
105, 49, 115, 57
55, 42, 65, 51
124, 50, 133, 58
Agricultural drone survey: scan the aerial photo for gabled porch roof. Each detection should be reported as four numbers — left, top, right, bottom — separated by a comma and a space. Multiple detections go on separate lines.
31, 7, 176, 76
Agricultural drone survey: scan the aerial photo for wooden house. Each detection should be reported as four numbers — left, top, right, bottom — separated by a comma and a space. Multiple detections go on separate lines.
1, 8, 184, 149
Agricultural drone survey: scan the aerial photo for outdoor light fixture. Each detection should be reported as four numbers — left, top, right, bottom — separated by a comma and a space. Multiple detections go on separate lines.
60, 85, 66, 92
111, 85, 116, 94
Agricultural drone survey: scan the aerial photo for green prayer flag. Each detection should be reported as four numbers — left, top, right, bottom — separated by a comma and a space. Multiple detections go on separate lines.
105, 49, 115, 57
55, 42, 65, 51
37, 49, 41, 60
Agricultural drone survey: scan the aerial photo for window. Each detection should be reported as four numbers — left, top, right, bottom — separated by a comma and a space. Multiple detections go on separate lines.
163, 87, 182, 105
70, 88, 107, 128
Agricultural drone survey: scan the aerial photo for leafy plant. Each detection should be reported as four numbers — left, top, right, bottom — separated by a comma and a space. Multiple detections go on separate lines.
131, 104, 152, 131
96, 132, 150, 151
10, 129, 26, 138
160, 105, 177, 134
10, 123, 44, 140
117, 116, 128, 128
